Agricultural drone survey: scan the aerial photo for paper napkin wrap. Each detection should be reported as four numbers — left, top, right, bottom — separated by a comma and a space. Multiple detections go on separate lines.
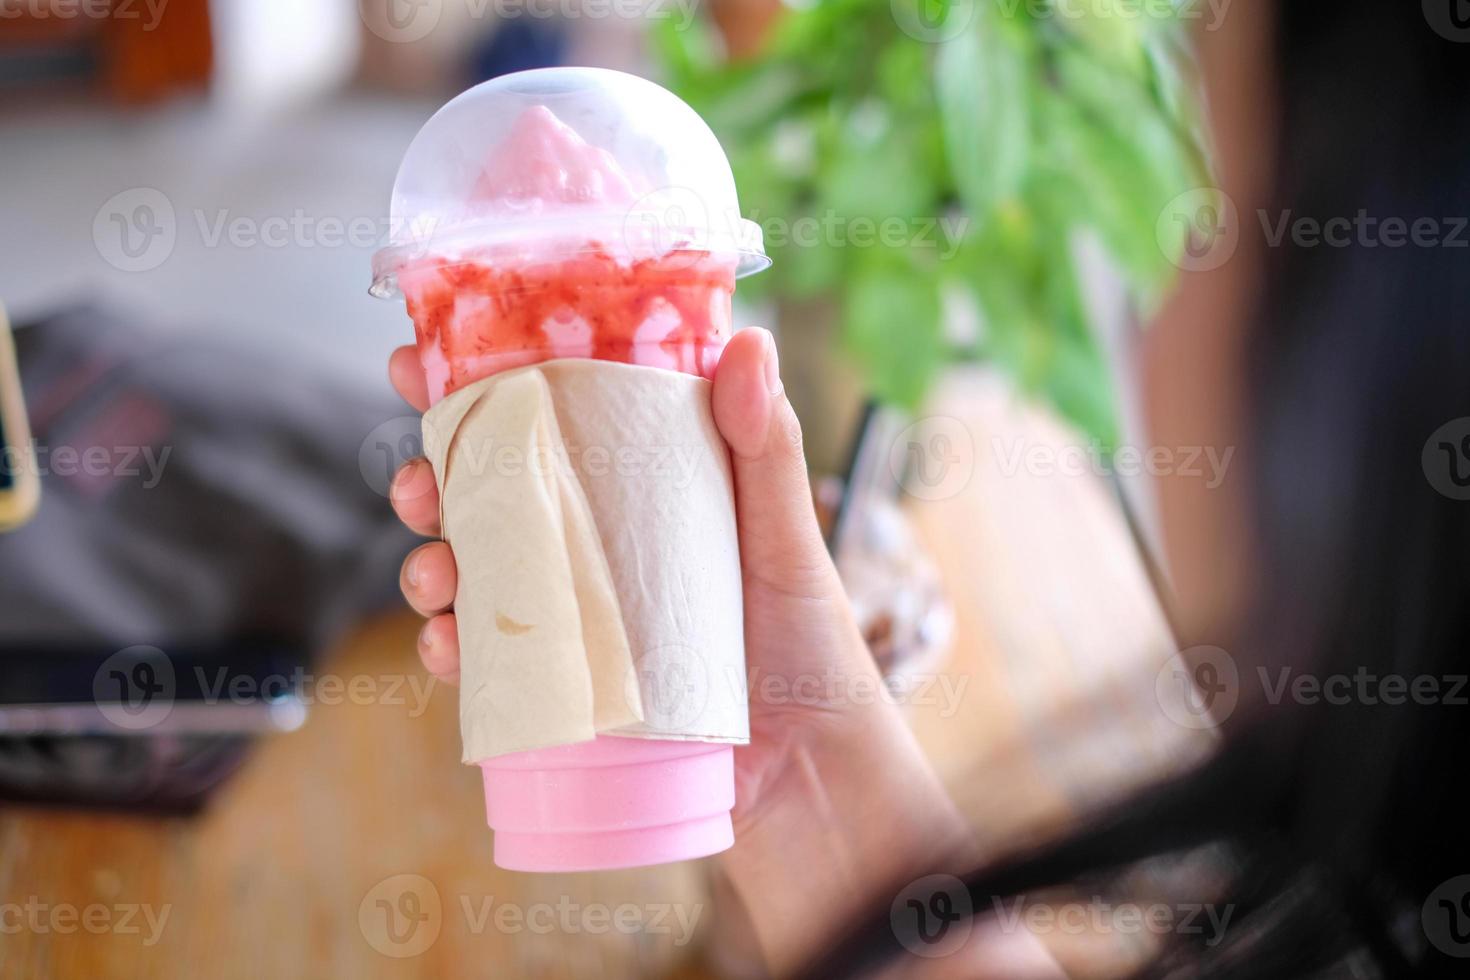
421, 359, 749, 763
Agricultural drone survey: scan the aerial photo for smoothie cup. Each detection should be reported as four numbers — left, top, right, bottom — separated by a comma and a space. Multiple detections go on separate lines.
371, 68, 768, 872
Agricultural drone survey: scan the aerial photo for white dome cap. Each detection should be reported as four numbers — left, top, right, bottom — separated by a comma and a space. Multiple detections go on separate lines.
371, 67, 768, 297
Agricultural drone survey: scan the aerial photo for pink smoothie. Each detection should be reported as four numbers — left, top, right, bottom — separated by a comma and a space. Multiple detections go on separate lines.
400, 105, 736, 404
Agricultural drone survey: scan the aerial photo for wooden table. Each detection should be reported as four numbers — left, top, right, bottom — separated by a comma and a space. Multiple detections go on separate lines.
0, 369, 1194, 979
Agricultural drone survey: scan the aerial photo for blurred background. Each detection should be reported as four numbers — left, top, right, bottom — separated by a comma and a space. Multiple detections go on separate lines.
0, 1, 1215, 976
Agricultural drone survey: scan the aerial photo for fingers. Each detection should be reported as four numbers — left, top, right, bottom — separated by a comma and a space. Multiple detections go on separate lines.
417, 614, 460, 684
711, 328, 843, 602
399, 495, 458, 683
400, 541, 457, 617
390, 457, 441, 536
387, 347, 440, 534
389, 344, 430, 413
390, 346, 459, 683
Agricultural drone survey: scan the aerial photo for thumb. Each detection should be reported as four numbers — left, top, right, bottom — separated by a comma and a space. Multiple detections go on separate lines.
711, 328, 843, 602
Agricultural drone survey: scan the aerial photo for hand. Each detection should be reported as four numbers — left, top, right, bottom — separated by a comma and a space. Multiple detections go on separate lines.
386, 330, 976, 972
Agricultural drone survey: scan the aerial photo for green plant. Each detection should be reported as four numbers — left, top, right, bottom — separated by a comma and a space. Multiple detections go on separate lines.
654, 0, 1209, 444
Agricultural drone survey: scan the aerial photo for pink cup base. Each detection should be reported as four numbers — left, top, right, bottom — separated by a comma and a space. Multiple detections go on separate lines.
493, 813, 734, 873
481, 736, 737, 872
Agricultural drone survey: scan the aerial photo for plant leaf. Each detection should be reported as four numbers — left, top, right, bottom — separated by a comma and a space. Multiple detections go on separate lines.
935, 2, 1031, 221
842, 249, 944, 409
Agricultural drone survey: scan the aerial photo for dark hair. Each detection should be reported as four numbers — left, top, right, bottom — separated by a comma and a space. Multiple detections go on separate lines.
813, 5, 1470, 977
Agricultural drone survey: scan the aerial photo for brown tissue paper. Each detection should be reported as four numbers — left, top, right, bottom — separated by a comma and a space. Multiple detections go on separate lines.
422, 359, 749, 763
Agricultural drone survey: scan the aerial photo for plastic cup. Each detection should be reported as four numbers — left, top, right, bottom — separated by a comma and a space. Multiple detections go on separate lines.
371, 67, 768, 872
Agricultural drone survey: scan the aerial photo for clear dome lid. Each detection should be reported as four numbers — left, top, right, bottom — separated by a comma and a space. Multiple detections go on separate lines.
370, 67, 769, 298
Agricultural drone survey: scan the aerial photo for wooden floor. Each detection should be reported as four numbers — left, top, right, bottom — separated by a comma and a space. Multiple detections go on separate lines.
0, 369, 1204, 979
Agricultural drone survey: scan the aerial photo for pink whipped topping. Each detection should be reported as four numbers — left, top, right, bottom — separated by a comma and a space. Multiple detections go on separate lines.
471, 105, 640, 211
